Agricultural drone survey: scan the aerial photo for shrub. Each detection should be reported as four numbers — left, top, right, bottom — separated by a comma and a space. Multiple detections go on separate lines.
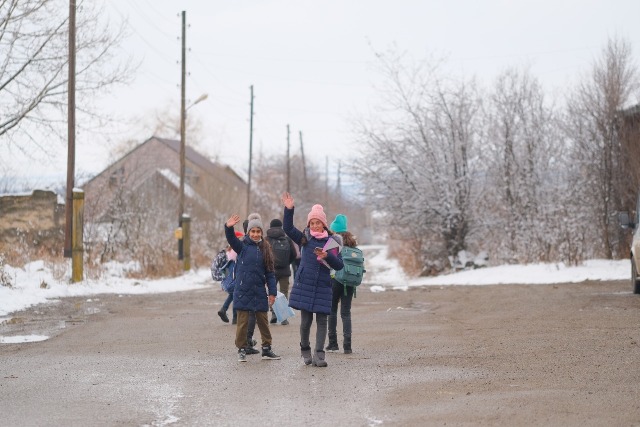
0, 254, 14, 288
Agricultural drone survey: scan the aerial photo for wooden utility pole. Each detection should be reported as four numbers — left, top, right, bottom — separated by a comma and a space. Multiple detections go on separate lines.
299, 130, 307, 190
178, 10, 186, 261
71, 190, 84, 282
286, 124, 291, 192
247, 85, 254, 214
64, 0, 76, 259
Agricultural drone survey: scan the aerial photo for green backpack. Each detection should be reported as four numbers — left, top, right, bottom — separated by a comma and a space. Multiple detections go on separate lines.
334, 246, 365, 296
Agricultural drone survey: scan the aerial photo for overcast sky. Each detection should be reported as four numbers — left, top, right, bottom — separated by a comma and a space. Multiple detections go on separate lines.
5, 0, 640, 189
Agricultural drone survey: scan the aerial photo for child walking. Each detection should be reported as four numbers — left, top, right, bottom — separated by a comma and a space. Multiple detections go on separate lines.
225, 213, 280, 362
281, 192, 343, 367
327, 214, 361, 354
217, 230, 244, 324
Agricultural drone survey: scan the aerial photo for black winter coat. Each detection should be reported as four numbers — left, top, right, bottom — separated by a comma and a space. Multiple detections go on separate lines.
266, 226, 297, 278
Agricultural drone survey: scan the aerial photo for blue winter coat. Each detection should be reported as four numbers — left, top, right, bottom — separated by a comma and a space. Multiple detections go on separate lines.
220, 259, 236, 293
225, 225, 277, 312
283, 207, 343, 315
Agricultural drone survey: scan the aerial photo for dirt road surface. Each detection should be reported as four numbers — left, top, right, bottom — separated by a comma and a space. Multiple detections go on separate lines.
1, 260, 639, 426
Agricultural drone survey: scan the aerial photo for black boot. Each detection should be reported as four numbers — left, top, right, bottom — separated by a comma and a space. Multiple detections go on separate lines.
245, 337, 259, 354
261, 345, 281, 360
343, 335, 352, 354
326, 313, 338, 351
326, 335, 339, 352
270, 308, 278, 324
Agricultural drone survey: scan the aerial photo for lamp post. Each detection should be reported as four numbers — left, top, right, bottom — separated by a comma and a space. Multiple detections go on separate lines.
178, 93, 208, 266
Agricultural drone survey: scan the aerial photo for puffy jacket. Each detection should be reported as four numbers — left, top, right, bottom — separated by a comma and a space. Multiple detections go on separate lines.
225, 225, 277, 312
283, 207, 343, 315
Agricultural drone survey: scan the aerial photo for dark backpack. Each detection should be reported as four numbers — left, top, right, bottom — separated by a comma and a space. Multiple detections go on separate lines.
211, 249, 228, 281
334, 246, 365, 290
270, 236, 291, 269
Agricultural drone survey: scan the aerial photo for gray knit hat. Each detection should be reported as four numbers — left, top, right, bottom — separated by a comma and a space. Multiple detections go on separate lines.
246, 213, 264, 233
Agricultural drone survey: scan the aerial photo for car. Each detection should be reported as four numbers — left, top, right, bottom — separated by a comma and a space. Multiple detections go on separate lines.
618, 204, 640, 294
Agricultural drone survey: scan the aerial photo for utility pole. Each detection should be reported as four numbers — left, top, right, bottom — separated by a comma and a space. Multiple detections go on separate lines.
178, 10, 186, 261
64, 0, 76, 259
247, 85, 254, 215
286, 124, 291, 192
299, 130, 307, 190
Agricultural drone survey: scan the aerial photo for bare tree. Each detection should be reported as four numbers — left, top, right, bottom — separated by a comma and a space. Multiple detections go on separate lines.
249, 152, 369, 240
0, 0, 132, 151
565, 37, 639, 259
251, 152, 327, 224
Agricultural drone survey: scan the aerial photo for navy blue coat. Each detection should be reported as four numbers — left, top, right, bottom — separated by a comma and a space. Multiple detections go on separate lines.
220, 259, 236, 294
225, 225, 277, 312
283, 207, 343, 315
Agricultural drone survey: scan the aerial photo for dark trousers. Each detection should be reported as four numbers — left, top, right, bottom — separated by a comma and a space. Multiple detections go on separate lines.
328, 279, 353, 340
276, 275, 291, 299
221, 293, 237, 321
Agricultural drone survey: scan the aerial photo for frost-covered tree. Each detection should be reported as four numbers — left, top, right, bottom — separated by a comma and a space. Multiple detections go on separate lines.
482, 67, 567, 263
354, 50, 481, 270
565, 37, 639, 259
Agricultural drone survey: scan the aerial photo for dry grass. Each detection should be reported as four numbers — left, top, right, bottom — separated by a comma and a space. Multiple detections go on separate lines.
387, 238, 423, 276
0, 239, 211, 282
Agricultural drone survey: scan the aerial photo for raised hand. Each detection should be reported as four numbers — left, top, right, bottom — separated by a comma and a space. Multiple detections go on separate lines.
226, 214, 240, 228
282, 192, 294, 209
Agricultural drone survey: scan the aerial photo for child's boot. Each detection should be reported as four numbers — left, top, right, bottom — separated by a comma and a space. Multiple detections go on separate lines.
300, 344, 312, 365
245, 336, 259, 355
261, 345, 281, 360
326, 334, 339, 352
343, 335, 352, 354
312, 350, 328, 367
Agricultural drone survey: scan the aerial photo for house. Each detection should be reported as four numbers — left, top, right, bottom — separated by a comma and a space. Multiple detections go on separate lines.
620, 104, 640, 212
82, 136, 247, 257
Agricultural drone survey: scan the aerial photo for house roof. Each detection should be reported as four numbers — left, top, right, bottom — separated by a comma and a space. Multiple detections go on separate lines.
154, 136, 245, 186
82, 136, 246, 188
622, 103, 640, 118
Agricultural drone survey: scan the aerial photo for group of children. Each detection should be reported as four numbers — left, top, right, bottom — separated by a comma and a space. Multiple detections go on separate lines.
219, 192, 361, 366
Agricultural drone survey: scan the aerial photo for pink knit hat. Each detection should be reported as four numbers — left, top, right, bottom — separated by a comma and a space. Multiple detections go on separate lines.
307, 204, 328, 228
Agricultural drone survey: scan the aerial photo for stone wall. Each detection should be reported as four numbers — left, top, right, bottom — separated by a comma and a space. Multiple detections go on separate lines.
0, 190, 65, 252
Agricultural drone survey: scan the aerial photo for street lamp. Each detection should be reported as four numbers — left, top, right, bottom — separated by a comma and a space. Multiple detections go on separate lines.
178, 93, 208, 264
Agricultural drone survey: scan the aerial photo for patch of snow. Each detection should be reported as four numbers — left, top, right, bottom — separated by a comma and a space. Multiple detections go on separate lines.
0, 335, 49, 343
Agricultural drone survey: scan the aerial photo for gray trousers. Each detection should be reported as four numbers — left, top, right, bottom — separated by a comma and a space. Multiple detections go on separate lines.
299, 310, 327, 352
